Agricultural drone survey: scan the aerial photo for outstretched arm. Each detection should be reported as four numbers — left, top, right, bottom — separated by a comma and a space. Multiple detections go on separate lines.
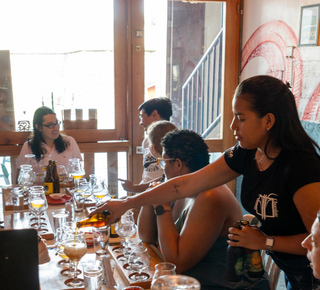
90, 155, 239, 224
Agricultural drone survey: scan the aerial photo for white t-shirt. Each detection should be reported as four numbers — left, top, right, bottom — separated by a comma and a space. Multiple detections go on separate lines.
17, 135, 82, 169
141, 135, 163, 183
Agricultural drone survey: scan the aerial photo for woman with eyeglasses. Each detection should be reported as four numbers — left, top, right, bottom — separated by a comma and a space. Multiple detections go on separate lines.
17, 106, 81, 173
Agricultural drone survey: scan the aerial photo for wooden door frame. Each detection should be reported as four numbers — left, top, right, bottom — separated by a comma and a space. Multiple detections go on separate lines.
128, 0, 241, 191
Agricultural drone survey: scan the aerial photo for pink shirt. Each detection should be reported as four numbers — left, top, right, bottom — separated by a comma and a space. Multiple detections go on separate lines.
17, 135, 82, 169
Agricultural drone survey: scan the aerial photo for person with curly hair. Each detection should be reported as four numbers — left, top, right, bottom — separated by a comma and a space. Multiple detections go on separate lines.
138, 129, 268, 289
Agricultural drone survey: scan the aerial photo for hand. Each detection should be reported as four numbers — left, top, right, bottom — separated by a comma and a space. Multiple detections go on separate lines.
88, 198, 128, 225
38, 239, 50, 264
227, 225, 266, 250
118, 179, 136, 192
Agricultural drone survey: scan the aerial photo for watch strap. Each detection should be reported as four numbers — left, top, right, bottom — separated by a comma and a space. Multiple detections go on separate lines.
266, 236, 274, 251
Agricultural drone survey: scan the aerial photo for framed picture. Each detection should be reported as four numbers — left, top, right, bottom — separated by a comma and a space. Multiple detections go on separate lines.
299, 4, 320, 46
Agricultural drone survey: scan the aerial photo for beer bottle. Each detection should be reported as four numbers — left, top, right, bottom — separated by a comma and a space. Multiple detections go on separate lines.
76, 210, 111, 228
53, 161, 60, 193
241, 220, 264, 278
44, 161, 54, 196
225, 221, 245, 282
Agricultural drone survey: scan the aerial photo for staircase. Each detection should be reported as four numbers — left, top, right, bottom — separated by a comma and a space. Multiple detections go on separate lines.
181, 28, 223, 139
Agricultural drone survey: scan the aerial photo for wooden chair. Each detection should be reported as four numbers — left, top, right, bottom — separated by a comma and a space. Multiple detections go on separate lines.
62, 109, 97, 178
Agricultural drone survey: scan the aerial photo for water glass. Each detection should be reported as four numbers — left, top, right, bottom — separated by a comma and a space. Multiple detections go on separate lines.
83, 263, 103, 290
52, 209, 69, 233
11, 189, 25, 212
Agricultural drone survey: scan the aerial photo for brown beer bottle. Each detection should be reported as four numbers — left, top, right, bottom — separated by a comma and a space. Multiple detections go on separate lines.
76, 210, 111, 228
44, 161, 54, 196
53, 161, 60, 193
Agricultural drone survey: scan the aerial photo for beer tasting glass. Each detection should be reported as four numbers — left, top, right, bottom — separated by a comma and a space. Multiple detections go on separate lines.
28, 188, 48, 230
114, 210, 136, 259
151, 275, 201, 290
128, 245, 150, 281
64, 231, 88, 287
152, 262, 177, 284
70, 159, 85, 192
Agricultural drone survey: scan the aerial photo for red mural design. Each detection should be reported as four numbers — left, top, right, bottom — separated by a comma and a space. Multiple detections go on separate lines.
241, 20, 320, 122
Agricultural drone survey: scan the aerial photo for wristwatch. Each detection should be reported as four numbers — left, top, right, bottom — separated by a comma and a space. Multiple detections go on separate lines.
266, 236, 274, 251
154, 205, 171, 216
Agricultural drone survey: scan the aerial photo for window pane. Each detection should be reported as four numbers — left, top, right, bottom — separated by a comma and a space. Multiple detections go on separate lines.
145, 1, 225, 140
1, 0, 114, 130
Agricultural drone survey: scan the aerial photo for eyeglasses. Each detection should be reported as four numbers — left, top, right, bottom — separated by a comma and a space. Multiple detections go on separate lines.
139, 113, 145, 119
157, 158, 175, 169
42, 120, 61, 129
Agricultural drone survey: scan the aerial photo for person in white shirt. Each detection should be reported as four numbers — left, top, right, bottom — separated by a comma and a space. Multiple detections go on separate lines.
119, 97, 173, 193
17, 106, 81, 174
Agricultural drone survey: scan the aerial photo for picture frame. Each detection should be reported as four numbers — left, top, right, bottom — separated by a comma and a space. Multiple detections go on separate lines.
299, 4, 320, 46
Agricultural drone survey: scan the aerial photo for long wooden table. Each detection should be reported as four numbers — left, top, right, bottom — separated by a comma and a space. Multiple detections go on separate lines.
0, 186, 163, 290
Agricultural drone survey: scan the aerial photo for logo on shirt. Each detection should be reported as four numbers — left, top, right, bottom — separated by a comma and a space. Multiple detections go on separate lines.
254, 193, 278, 220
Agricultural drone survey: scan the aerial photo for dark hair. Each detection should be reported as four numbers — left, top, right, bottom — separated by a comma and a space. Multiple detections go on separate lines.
28, 106, 69, 161
138, 97, 172, 121
235, 75, 320, 157
161, 129, 209, 172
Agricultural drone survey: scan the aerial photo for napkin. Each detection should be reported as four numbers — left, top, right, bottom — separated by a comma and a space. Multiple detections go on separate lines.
102, 254, 117, 289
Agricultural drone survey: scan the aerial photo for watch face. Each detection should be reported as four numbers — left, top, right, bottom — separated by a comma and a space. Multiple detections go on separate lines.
266, 237, 274, 247
155, 205, 165, 215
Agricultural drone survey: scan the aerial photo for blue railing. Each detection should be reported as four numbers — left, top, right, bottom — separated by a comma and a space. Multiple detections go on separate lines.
181, 28, 223, 138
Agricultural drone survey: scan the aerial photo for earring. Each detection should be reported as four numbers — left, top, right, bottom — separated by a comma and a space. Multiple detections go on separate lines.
266, 127, 270, 131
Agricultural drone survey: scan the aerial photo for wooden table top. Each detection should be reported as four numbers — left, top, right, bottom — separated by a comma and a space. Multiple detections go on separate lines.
0, 186, 163, 290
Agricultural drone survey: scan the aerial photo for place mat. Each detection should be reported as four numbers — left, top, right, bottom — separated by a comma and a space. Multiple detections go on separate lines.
108, 243, 163, 289
46, 195, 71, 205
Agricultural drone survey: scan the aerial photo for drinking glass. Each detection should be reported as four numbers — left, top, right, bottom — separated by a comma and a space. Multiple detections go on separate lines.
28, 189, 48, 230
55, 227, 71, 270
89, 175, 109, 205
93, 226, 110, 257
57, 165, 68, 185
18, 164, 36, 193
152, 262, 177, 284
115, 211, 136, 261
151, 275, 201, 290
128, 245, 150, 281
67, 158, 80, 186
70, 160, 85, 192
64, 231, 88, 287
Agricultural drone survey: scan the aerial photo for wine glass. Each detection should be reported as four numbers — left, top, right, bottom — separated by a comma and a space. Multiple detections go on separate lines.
64, 231, 88, 287
28, 189, 48, 230
70, 160, 85, 192
128, 245, 150, 281
114, 211, 136, 261
152, 262, 177, 285
89, 175, 109, 205
151, 275, 201, 290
